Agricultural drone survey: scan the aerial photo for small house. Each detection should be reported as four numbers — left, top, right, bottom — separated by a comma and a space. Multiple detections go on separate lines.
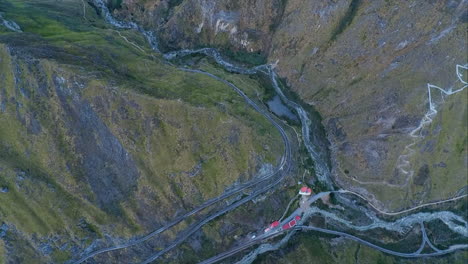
299, 186, 312, 196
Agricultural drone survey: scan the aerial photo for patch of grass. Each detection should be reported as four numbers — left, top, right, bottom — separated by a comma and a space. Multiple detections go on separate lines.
168, 0, 184, 9
349, 76, 363, 86
222, 49, 267, 67
0, 1, 287, 262
51, 249, 71, 264
107, 0, 123, 11
0, 144, 108, 234
330, 0, 362, 42
254, 232, 334, 264
0, 239, 5, 264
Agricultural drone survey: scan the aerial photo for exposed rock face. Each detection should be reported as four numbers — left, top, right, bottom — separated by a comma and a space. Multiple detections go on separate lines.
113, 0, 285, 52
116, 0, 468, 209
53, 74, 139, 211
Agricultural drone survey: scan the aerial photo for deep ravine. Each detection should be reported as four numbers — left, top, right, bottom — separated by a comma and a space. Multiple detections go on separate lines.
73, 1, 468, 263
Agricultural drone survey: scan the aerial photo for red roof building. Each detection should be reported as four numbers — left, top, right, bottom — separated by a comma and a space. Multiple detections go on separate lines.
270, 221, 280, 228
264, 220, 280, 233
282, 216, 301, 230
299, 186, 312, 196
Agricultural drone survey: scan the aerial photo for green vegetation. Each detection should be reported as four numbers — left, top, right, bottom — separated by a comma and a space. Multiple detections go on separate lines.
0, 0, 285, 262
222, 49, 267, 67
51, 250, 71, 264
330, 0, 362, 42
168, 0, 185, 9
254, 233, 334, 264
254, 231, 467, 264
107, 0, 123, 11
0, 240, 4, 264
408, 88, 467, 202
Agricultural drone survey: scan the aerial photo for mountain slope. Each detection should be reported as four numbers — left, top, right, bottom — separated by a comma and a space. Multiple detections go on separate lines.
115, 0, 468, 210
0, 1, 284, 262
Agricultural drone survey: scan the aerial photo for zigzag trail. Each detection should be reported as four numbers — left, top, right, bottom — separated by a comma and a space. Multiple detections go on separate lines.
395, 64, 468, 186
70, 2, 467, 263
346, 64, 468, 187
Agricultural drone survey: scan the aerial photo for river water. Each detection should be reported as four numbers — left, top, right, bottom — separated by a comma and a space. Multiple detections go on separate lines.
266, 96, 298, 121
86, 1, 468, 262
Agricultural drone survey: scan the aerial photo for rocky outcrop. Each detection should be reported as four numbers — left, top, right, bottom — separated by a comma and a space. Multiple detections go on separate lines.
113, 0, 286, 52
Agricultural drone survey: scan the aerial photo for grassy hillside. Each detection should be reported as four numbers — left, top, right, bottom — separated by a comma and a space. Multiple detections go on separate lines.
0, 0, 284, 262
121, 0, 468, 210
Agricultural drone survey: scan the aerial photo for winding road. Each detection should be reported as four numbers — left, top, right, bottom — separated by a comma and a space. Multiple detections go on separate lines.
72, 2, 468, 263
138, 68, 294, 264
73, 32, 295, 264
199, 193, 467, 264
297, 225, 468, 258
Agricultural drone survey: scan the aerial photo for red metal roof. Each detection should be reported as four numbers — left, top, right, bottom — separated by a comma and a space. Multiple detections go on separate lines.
270, 221, 280, 228
299, 186, 312, 195
282, 219, 298, 230
295, 215, 301, 221
265, 220, 281, 233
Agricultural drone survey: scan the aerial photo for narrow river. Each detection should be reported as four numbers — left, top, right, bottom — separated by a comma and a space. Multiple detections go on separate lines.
76, 1, 468, 263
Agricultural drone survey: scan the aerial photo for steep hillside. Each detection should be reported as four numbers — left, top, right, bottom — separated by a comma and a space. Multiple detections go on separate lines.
269, 0, 468, 210
0, 0, 284, 262
0, 0, 466, 263
114, 0, 468, 210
